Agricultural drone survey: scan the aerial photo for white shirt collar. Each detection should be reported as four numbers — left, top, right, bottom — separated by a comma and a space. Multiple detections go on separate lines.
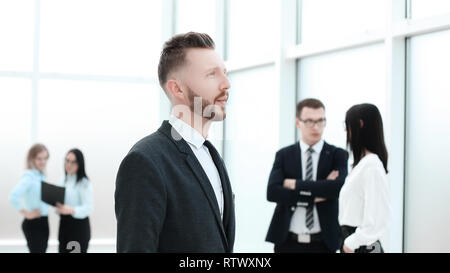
168, 114, 206, 150
299, 139, 324, 155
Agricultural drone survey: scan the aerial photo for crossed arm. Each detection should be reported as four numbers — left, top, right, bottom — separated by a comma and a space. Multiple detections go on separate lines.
283, 170, 340, 203
266, 149, 348, 207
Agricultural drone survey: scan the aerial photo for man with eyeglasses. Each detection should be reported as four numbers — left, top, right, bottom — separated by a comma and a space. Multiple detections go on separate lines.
266, 98, 349, 253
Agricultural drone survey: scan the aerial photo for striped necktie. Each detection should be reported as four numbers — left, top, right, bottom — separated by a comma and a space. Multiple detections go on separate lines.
305, 146, 315, 230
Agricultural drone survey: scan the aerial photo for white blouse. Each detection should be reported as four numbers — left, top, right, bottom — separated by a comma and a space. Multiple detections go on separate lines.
338, 153, 391, 251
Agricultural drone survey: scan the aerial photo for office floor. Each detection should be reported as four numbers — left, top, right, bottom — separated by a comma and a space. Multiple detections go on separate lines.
0, 239, 116, 253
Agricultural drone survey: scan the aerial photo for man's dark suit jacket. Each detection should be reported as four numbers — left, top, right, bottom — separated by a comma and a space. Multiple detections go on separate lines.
265, 141, 348, 251
115, 121, 235, 253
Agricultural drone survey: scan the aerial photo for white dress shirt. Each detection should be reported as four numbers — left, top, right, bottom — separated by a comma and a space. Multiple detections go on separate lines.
169, 115, 224, 220
338, 153, 391, 251
289, 139, 324, 235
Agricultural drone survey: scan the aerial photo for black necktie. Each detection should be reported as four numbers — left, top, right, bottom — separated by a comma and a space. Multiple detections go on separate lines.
203, 140, 222, 170
203, 140, 225, 219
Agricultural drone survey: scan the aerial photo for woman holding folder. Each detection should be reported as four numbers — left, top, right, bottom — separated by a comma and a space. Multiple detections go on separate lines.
9, 143, 51, 253
56, 148, 93, 253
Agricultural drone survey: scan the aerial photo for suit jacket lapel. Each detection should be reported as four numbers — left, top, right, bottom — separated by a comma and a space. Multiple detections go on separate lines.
294, 141, 303, 179
317, 142, 331, 179
204, 141, 233, 247
158, 121, 229, 249
184, 154, 227, 236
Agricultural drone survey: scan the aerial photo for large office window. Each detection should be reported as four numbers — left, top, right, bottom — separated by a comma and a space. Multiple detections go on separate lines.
175, 0, 224, 154
0, 0, 162, 245
300, 0, 387, 43
405, 29, 450, 252
39, 0, 162, 77
297, 43, 391, 249
176, 0, 217, 42
37, 80, 160, 239
2, 0, 450, 254
0, 78, 32, 239
228, 0, 277, 61
0, 0, 34, 71
297, 43, 386, 150
224, 0, 280, 253
224, 65, 278, 252
411, 0, 450, 19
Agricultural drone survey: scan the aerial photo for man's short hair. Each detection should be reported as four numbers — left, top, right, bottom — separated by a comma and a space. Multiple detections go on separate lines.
296, 98, 325, 118
158, 32, 215, 91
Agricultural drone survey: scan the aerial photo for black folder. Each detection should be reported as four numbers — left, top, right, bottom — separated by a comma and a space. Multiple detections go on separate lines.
41, 181, 65, 206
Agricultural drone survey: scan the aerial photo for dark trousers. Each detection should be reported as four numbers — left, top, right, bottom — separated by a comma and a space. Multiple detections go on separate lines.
58, 215, 91, 253
274, 234, 334, 253
22, 216, 49, 253
340, 225, 384, 253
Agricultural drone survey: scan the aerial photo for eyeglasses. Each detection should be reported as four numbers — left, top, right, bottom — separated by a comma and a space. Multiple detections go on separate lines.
299, 118, 327, 128
65, 159, 78, 165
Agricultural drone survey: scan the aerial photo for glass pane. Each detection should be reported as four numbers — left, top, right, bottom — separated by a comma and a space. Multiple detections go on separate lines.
0, 0, 34, 71
300, 0, 388, 44
39, 0, 162, 77
37, 79, 160, 239
411, 0, 450, 19
0, 78, 32, 239
176, 0, 216, 41
297, 43, 386, 151
224, 65, 278, 252
298, 44, 390, 249
405, 29, 450, 252
228, 0, 278, 61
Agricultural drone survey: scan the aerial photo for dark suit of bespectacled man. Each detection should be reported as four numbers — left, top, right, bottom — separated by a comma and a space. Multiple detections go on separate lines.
265, 98, 349, 253
115, 32, 235, 253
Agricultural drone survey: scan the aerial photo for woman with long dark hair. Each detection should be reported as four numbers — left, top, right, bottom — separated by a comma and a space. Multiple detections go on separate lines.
339, 103, 391, 253
9, 143, 51, 253
56, 148, 93, 253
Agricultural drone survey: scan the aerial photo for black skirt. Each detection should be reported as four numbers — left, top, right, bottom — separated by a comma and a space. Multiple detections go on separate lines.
58, 215, 91, 253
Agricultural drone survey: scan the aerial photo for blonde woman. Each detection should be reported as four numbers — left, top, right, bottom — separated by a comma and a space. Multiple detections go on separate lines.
9, 143, 50, 253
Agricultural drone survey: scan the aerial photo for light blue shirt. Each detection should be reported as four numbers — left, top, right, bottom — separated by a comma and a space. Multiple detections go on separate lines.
59, 174, 93, 219
8, 169, 50, 216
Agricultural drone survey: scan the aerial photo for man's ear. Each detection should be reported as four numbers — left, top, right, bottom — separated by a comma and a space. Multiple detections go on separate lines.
166, 79, 183, 99
295, 118, 301, 129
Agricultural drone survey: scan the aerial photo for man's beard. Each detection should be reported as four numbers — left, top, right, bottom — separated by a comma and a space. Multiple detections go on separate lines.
186, 86, 227, 121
